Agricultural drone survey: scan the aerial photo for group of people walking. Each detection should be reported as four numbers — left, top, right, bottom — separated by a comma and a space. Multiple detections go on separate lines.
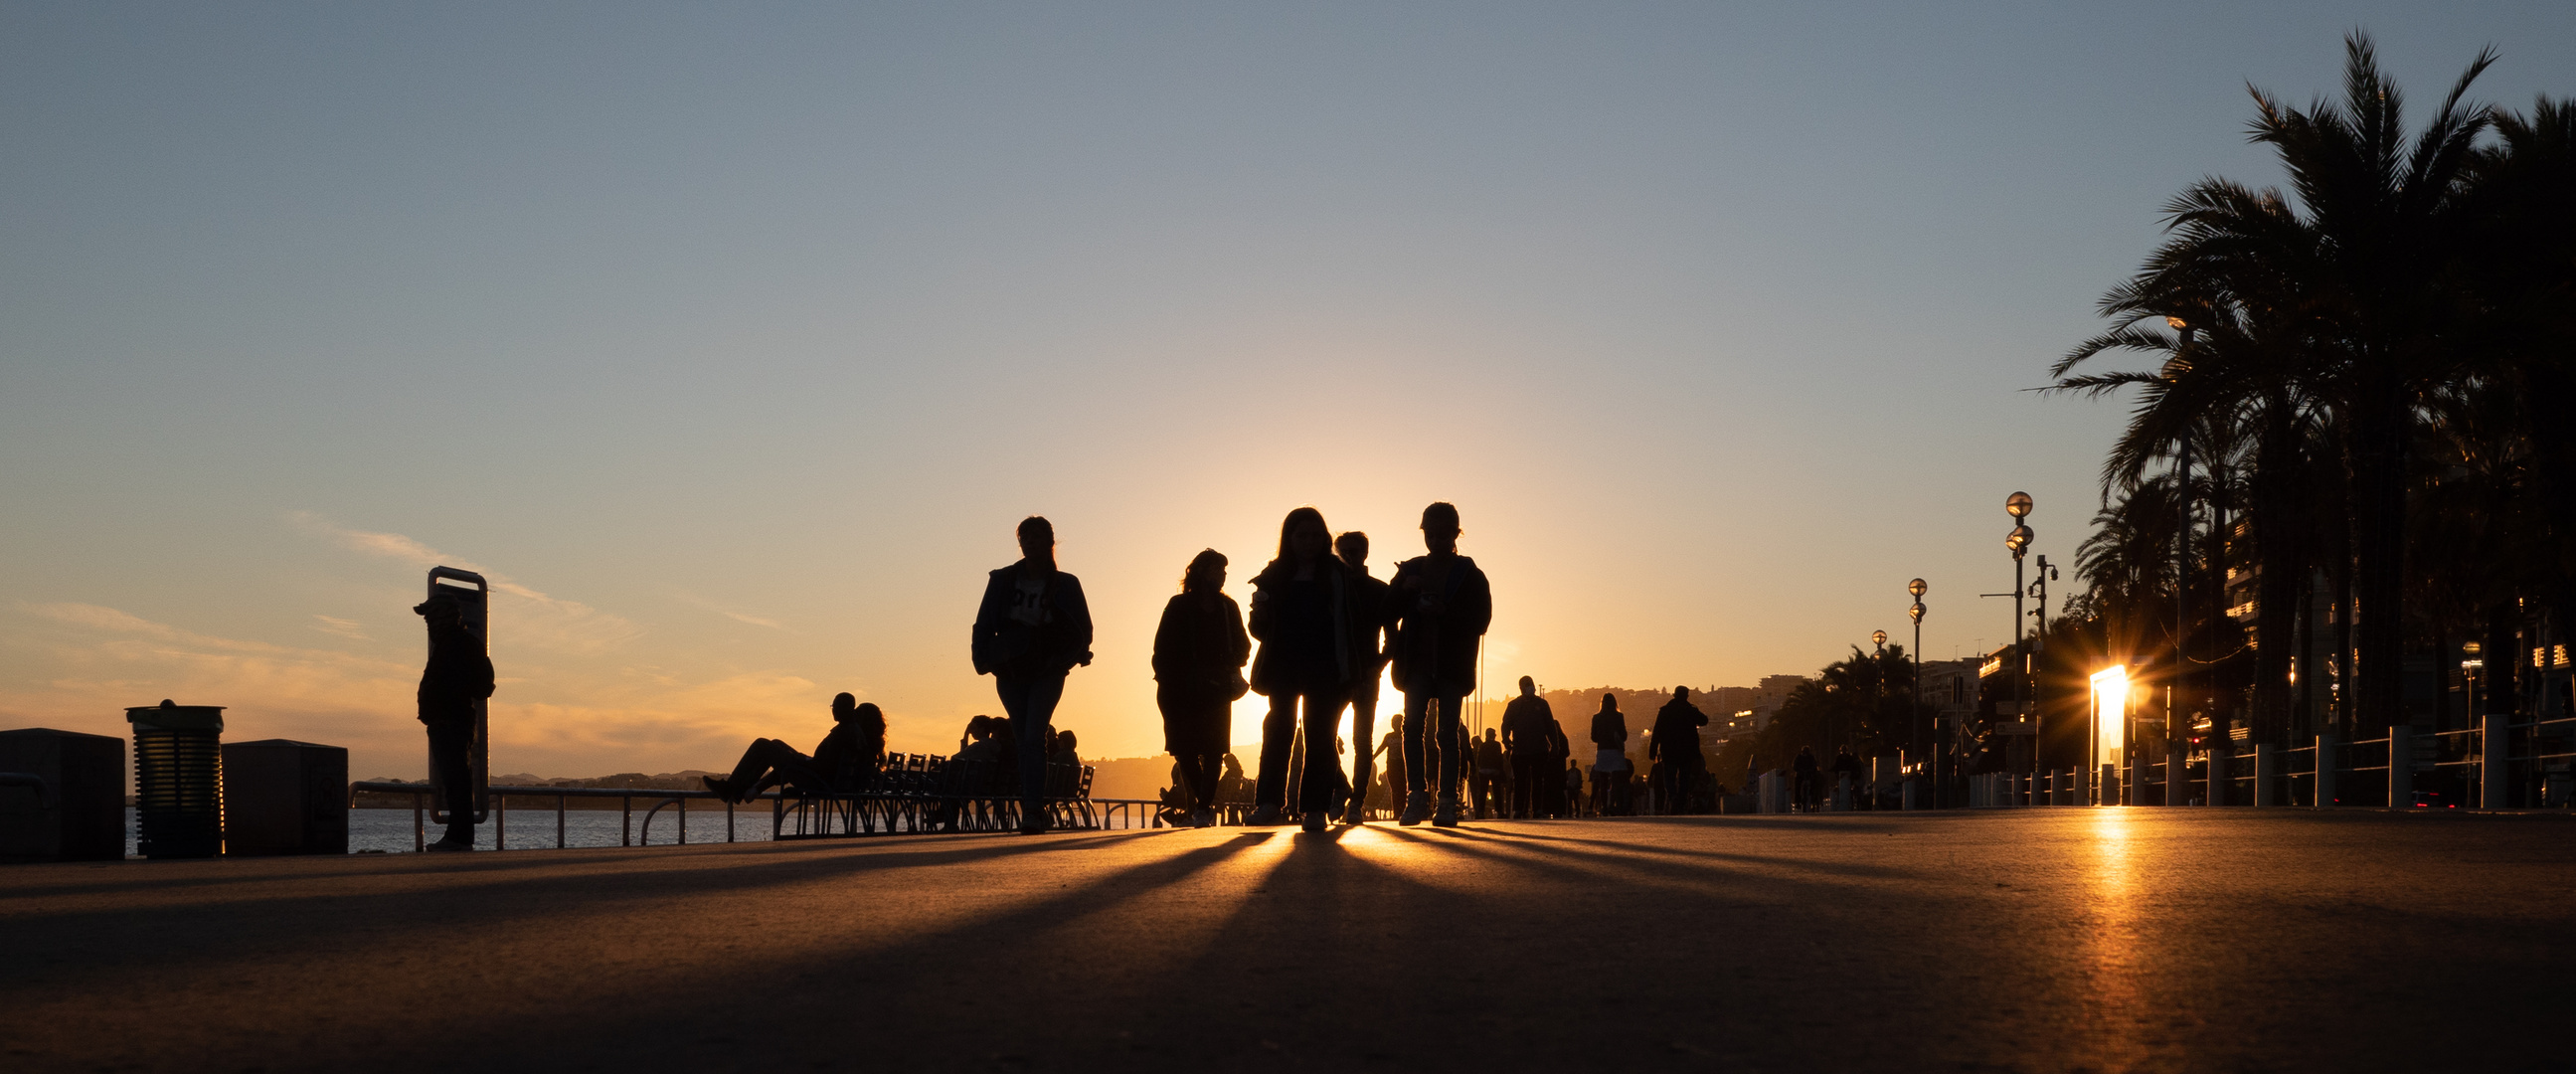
1151, 502, 1490, 832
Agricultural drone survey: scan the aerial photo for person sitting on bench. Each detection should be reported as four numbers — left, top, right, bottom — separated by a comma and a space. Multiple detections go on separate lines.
702, 693, 885, 804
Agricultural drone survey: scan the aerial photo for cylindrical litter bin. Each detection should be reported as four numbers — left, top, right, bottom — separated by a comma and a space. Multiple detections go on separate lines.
127, 699, 225, 859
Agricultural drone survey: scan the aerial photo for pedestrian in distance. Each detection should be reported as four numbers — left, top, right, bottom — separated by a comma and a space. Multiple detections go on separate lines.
1153, 548, 1250, 829
1500, 676, 1553, 818
1246, 506, 1377, 833
1794, 746, 1822, 813
971, 516, 1095, 835
1375, 715, 1405, 820
414, 592, 494, 852
703, 694, 887, 804
1830, 746, 1859, 809
1388, 501, 1492, 827
1590, 693, 1631, 815
1648, 686, 1708, 814
1544, 715, 1573, 816
1336, 530, 1395, 825
1472, 728, 1505, 819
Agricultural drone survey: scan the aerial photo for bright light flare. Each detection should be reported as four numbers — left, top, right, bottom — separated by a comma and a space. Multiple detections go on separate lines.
2089, 664, 2129, 771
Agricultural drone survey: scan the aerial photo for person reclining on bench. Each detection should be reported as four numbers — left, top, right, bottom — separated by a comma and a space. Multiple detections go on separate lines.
702, 693, 886, 804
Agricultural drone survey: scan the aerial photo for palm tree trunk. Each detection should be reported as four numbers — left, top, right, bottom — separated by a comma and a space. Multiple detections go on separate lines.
2250, 433, 2303, 747
2351, 391, 2410, 738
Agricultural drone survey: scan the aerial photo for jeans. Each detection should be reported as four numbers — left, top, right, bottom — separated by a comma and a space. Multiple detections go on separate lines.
994, 673, 1066, 817
425, 719, 476, 841
1174, 752, 1221, 812
1256, 688, 1347, 814
1511, 752, 1550, 817
1404, 692, 1466, 801
1346, 677, 1379, 815
726, 738, 824, 796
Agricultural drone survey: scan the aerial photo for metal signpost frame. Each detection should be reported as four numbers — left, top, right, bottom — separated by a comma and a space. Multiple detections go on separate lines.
427, 566, 490, 825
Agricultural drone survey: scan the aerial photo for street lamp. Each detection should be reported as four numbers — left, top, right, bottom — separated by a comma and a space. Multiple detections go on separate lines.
1908, 578, 1927, 805
2006, 493, 2035, 781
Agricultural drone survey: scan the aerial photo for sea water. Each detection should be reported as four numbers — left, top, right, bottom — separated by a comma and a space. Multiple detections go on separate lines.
121, 806, 779, 856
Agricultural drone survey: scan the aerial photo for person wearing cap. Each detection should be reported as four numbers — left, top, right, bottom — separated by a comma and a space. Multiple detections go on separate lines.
414, 594, 495, 851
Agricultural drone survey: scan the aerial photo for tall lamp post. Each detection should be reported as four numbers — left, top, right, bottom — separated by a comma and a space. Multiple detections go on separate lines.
1909, 578, 1927, 804
2165, 316, 2196, 761
2006, 492, 2035, 776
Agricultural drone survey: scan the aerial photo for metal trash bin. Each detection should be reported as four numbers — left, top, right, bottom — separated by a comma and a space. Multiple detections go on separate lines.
0, 727, 125, 862
221, 739, 347, 855
128, 700, 225, 859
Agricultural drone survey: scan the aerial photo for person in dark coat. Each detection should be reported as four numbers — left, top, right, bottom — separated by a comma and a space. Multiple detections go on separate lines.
1648, 686, 1709, 814
1153, 548, 1250, 828
1335, 531, 1394, 825
1794, 746, 1822, 813
414, 593, 495, 851
702, 694, 887, 804
1500, 676, 1553, 819
1246, 506, 1376, 832
1387, 501, 1492, 827
970, 515, 1095, 835
1590, 693, 1631, 814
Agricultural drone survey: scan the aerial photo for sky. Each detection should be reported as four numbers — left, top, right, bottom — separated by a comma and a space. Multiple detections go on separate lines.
5, 2, 2571, 781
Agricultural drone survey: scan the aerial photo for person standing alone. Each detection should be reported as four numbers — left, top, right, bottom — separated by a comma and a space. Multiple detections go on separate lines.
1648, 686, 1708, 814
1388, 501, 1491, 827
972, 516, 1095, 834
414, 593, 494, 852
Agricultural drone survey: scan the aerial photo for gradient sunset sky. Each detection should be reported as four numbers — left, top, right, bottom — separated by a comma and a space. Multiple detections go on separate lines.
5, 3, 2570, 780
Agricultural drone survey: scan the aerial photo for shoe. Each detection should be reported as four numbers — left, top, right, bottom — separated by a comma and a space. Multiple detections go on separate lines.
1433, 798, 1462, 827
1194, 807, 1217, 829
700, 775, 740, 804
1301, 811, 1326, 833
1338, 805, 1366, 826
1247, 805, 1285, 826
1398, 793, 1432, 826
1019, 811, 1053, 835
426, 837, 473, 853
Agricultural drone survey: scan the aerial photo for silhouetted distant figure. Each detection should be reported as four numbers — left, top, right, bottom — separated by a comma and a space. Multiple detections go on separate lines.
1389, 502, 1491, 827
1544, 715, 1573, 817
1649, 687, 1708, 814
1052, 729, 1081, 768
1374, 716, 1405, 819
1500, 677, 1553, 819
1247, 507, 1375, 833
1830, 747, 1859, 808
1590, 693, 1631, 814
1154, 548, 1250, 829
415, 593, 495, 851
703, 694, 887, 804
1217, 752, 1249, 816
1335, 531, 1395, 825
972, 516, 1095, 835
1472, 729, 1506, 819
1794, 746, 1822, 813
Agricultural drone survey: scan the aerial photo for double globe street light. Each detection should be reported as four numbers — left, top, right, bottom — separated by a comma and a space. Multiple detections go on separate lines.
1908, 577, 1928, 805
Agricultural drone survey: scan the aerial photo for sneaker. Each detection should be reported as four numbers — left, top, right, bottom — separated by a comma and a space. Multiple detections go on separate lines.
700, 775, 739, 804
1338, 805, 1367, 826
1398, 792, 1432, 826
1247, 805, 1285, 826
1194, 807, 1217, 829
1433, 798, 1462, 827
1301, 811, 1326, 833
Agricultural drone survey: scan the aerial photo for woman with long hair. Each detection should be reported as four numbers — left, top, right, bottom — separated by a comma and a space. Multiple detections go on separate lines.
1247, 506, 1372, 832
1152, 548, 1249, 828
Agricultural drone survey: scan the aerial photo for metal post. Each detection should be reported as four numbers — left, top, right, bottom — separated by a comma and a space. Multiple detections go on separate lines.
496, 794, 505, 850
2481, 710, 2507, 809
2167, 741, 2187, 806
621, 795, 631, 846
413, 792, 425, 852
2209, 744, 2231, 807
2316, 733, 2338, 808
2254, 744, 2277, 806
728, 801, 736, 843
557, 794, 566, 849
2388, 725, 2414, 808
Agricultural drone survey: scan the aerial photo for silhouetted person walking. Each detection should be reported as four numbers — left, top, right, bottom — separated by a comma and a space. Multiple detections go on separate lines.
1375, 716, 1405, 819
1472, 729, 1505, 818
1154, 549, 1249, 829
1590, 693, 1631, 814
703, 694, 887, 803
1648, 686, 1707, 814
415, 593, 494, 851
1336, 531, 1394, 825
1389, 501, 1491, 827
972, 516, 1094, 834
1830, 747, 1859, 809
1500, 676, 1553, 818
1794, 746, 1821, 813
1247, 506, 1373, 833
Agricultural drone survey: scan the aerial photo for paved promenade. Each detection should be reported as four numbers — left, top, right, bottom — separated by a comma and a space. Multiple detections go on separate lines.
5, 809, 2572, 1072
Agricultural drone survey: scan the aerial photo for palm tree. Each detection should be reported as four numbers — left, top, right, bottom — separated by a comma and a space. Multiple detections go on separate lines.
2058, 33, 2498, 738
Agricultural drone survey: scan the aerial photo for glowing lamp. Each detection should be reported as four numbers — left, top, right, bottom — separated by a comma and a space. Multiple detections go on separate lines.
2089, 664, 2130, 773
